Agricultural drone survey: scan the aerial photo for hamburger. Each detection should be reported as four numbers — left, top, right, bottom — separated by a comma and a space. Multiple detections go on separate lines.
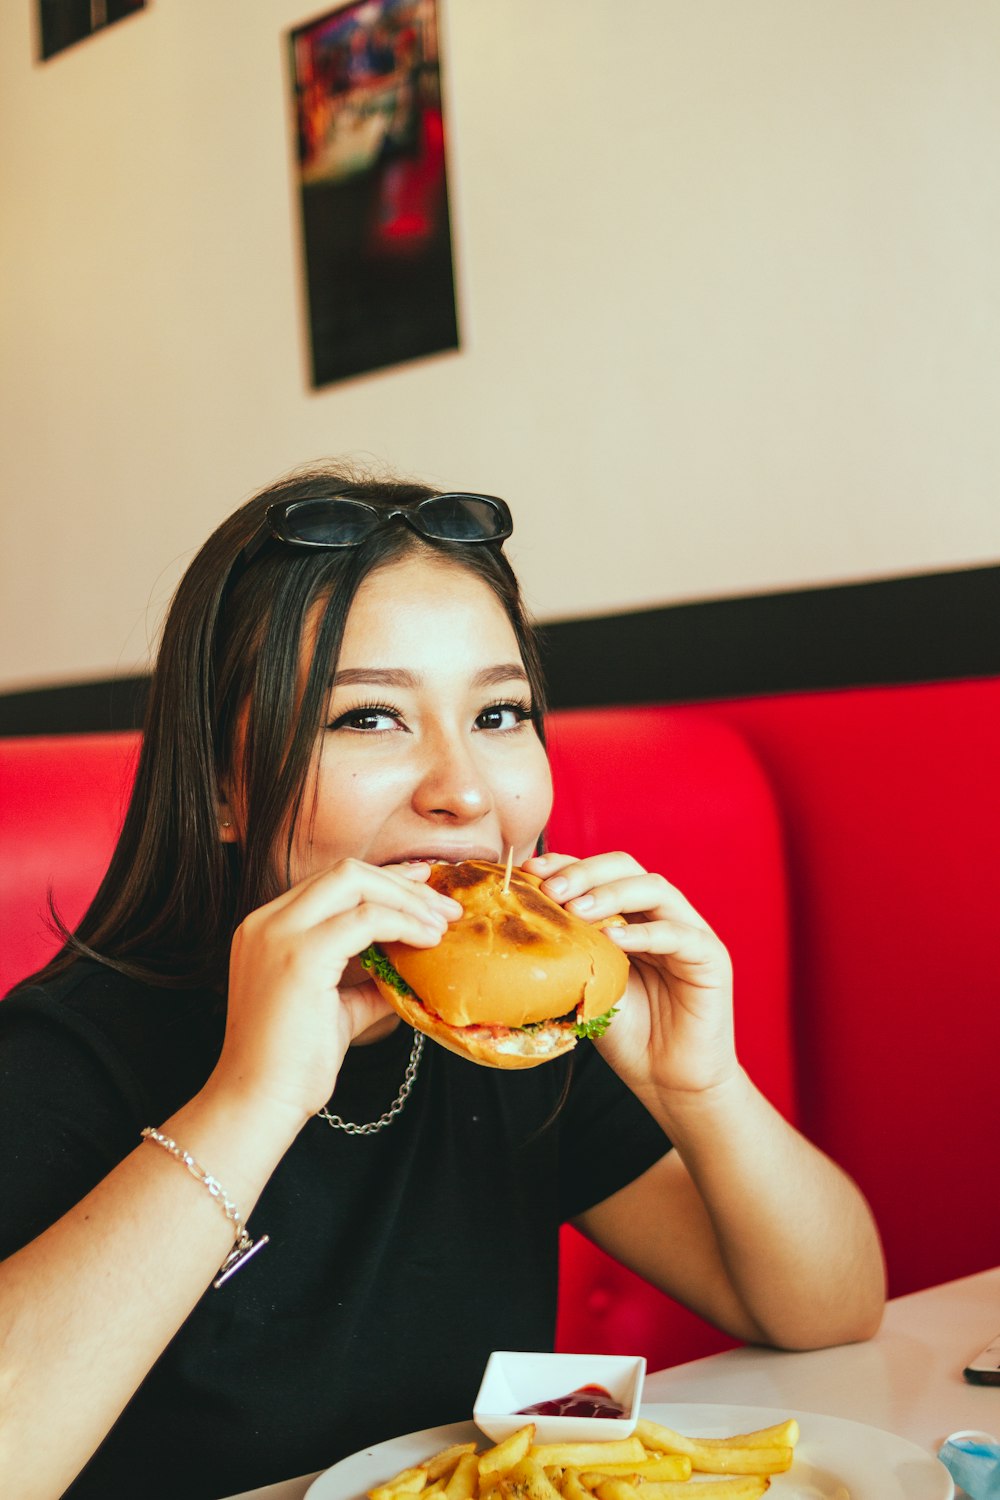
360, 859, 630, 1069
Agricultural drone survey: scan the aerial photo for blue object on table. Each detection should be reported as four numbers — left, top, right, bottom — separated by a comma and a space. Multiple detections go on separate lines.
938, 1431, 1000, 1499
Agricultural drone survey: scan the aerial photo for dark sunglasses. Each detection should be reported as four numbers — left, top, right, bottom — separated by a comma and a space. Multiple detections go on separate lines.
236, 490, 513, 576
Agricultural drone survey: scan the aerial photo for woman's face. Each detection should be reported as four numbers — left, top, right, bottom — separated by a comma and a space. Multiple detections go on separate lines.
288, 551, 553, 883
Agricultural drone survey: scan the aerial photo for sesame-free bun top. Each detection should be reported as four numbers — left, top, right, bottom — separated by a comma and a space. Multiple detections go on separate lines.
380, 860, 630, 1030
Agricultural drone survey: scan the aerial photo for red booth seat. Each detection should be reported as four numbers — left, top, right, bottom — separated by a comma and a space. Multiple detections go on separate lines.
0, 731, 141, 989
2, 677, 998, 1373
712, 679, 1000, 1301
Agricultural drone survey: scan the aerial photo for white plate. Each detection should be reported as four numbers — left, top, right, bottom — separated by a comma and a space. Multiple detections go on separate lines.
305, 1402, 954, 1500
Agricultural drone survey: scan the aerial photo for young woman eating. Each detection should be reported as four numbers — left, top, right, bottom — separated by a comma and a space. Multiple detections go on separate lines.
0, 466, 886, 1499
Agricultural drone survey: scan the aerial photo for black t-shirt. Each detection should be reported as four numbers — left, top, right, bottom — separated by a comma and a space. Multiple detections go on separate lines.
0, 962, 671, 1499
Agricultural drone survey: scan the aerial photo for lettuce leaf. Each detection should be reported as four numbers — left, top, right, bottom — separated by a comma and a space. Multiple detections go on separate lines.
359, 944, 414, 997
572, 1006, 618, 1040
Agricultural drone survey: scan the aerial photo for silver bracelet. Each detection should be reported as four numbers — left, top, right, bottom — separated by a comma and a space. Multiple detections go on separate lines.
140, 1126, 269, 1288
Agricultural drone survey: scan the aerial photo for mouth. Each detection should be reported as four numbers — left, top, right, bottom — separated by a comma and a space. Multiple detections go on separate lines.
383, 848, 500, 867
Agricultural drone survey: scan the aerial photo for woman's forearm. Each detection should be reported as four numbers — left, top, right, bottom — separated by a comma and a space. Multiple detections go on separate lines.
649, 1069, 886, 1348
0, 1081, 300, 1500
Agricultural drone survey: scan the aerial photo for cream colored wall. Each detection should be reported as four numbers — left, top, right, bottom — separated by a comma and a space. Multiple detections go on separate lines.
1, 0, 998, 692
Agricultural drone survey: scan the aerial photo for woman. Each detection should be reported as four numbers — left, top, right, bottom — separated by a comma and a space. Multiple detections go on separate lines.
0, 466, 885, 1499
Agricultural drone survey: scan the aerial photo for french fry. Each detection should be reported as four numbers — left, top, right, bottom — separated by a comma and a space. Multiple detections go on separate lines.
636, 1417, 701, 1455
425, 1444, 481, 1482
684, 1446, 791, 1476
576, 1457, 692, 1482
498, 1456, 563, 1500
369, 1467, 429, 1500
560, 1469, 591, 1500
637, 1416, 797, 1460
479, 1426, 535, 1481
528, 1439, 645, 1470
594, 1480, 642, 1500
444, 1452, 482, 1500
635, 1419, 792, 1474
702, 1418, 799, 1450
632, 1482, 770, 1500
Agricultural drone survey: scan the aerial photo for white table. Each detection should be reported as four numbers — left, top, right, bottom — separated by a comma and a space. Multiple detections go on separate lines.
225, 1266, 1000, 1500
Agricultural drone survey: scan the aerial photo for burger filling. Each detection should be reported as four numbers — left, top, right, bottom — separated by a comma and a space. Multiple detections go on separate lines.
360, 945, 617, 1041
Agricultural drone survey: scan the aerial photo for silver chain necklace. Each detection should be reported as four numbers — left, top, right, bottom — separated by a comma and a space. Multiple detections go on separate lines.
316, 1032, 425, 1136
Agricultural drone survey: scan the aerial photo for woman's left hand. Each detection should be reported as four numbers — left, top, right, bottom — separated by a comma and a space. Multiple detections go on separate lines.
523, 851, 739, 1102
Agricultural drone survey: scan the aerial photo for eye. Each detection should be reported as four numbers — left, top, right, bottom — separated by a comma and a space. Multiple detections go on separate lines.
325, 702, 405, 734
475, 699, 533, 732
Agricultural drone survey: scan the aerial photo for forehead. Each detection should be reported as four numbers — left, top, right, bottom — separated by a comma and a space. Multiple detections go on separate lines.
339, 552, 519, 659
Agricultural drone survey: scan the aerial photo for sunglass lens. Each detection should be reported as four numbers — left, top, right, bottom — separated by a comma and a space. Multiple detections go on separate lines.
284, 498, 379, 546
418, 495, 510, 541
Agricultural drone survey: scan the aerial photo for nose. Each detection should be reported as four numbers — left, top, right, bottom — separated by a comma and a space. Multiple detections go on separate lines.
411, 732, 493, 823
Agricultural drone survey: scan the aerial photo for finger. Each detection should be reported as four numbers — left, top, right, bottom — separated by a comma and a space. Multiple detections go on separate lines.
338, 981, 395, 1039
292, 899, 453, 984
261, 859, 463, 932
392, 860, 438, 881
535, 851, 646, 903
532, 855, 712, 934
253, 857, 441, 918
605, 916, 727, 978
569, 873, 713, 934
523, 851, 579, 877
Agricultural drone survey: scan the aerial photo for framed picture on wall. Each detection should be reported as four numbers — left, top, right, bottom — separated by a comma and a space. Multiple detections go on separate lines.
288, 0, 460, 387
38, 0, 146, 62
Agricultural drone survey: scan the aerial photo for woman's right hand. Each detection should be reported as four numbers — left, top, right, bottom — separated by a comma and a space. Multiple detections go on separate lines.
0, 863, 461, 1500
211, 859, 462, 1128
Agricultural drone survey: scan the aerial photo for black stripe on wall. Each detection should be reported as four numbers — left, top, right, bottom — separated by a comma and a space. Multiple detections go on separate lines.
0, 675, 150, 738
1, 563, 997, 736
538, 562, 1000, 710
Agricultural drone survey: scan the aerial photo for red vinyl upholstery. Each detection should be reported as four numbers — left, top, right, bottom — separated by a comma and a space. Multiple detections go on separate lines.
0, 731, 141, 990
712, 679, 1000, 1300
545, 706, 793, 1367
2, 677, 998, 1371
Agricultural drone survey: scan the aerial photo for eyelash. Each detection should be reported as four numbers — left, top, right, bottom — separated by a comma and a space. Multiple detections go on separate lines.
325, 700, 402, 734
476, 698, 534, 732
325, 698, 534, 735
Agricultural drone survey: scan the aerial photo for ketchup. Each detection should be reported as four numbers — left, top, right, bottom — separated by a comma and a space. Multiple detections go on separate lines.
516, 1384, 626, 1419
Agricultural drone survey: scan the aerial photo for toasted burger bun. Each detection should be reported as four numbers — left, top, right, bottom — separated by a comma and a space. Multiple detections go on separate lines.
368, 860, 630, 1069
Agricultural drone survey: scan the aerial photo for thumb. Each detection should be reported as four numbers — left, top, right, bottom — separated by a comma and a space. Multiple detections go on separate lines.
339, 978, 395, 1040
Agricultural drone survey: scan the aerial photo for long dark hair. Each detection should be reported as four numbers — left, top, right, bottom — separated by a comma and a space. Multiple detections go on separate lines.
33, 464, 548, 991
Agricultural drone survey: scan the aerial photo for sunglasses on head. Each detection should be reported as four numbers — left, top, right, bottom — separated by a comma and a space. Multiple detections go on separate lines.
236, 489, 513, 576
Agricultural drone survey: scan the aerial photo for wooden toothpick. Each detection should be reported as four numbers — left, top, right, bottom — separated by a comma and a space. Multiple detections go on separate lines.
502, 844, 514, 893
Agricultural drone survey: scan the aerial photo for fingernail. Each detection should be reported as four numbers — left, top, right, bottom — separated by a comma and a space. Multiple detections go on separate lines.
545, 876, 567, 897
569, 893, 594, 913
605, 923, 634, 941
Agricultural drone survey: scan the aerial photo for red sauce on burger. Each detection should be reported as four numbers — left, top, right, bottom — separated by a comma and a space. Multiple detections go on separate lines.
516, 1383, 626, 1418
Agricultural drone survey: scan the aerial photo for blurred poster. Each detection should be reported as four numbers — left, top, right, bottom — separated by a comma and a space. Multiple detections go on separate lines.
38, 0, 146, 61
289, 0, 460, 387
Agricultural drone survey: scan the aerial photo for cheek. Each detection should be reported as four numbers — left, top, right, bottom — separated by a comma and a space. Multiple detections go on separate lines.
285, 760, 353, 876
292, 756, 402, 867
507, 744, 554, 841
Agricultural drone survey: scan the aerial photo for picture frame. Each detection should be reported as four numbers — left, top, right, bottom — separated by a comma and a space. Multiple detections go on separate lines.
288, 0, 460, 387
38, 0, 147, 62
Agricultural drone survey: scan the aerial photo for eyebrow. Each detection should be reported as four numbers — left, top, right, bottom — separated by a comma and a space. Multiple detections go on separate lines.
331, 664, 530, 690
